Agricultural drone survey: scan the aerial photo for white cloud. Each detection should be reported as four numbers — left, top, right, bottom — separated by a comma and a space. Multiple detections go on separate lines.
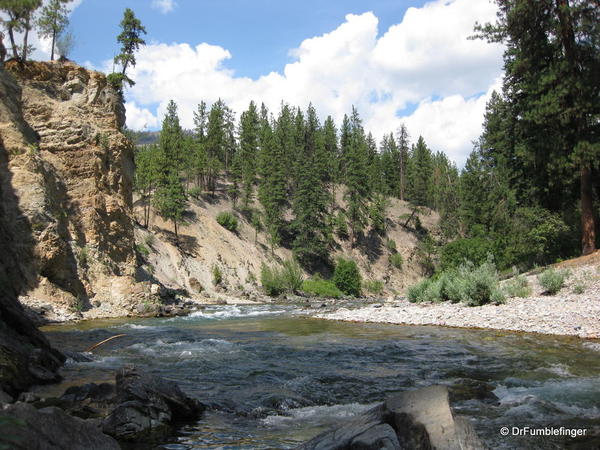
125, 101, 160, 130
123, 0, 503, 165
151, 0, 177, 14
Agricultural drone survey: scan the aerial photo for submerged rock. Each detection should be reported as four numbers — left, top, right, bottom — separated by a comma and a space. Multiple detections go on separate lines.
297, 385, 484, 450
0, 402, 119, 450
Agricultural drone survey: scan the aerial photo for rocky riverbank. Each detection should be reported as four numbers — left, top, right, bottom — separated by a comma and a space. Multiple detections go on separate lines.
313, 262, 600, 339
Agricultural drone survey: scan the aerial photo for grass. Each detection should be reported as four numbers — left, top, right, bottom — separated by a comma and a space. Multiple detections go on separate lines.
389, 253, 403, 270
136, 243, 150, 259
537, 268, 569, 295
363, 280, 384, 295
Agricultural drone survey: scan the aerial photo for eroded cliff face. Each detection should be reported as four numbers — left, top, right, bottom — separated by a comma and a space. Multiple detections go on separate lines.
0, 120, 63, 396
1, 61, 148, 320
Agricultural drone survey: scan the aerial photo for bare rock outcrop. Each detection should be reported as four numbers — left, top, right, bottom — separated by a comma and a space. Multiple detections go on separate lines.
0, 61, 151, 319
0, 126, 64, 395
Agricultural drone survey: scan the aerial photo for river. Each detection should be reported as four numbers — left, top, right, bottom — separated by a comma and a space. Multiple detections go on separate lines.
40, 304, 600, 449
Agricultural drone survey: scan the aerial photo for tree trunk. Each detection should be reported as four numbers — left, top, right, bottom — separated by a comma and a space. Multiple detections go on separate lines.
50, 29, 56, 61
7, 26, 18, 59
173, 219, 179, 246
581, 165, 596, 255
22, 17, 31, 61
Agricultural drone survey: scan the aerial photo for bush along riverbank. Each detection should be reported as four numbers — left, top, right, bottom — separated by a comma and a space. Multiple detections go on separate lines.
313, 255, 600, 339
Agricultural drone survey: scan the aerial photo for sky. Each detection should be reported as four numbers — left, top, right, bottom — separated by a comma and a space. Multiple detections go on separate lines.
19, 0, 505, 166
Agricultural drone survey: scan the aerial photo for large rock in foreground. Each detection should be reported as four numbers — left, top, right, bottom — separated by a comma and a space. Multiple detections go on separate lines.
0, 402, 119, 450
101, 366, 205, 441
297, 385, 484, 450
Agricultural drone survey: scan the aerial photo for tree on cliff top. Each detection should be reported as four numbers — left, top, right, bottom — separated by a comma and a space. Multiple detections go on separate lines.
108, 8, 146, 92
0, 0, 42, 60
36, 0, 70, 61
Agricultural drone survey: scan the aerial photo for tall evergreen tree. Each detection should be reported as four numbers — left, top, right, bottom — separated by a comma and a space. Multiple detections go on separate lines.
110, 8, 146, 91
407, 136, 433, 208
158, 99, 185, 178
475, 0, 599, 254
36, 0, 69, 61
0, 0, 41, 60
292, 104, 330, 267
238, 101, 260, 208
344, 107, 370, 245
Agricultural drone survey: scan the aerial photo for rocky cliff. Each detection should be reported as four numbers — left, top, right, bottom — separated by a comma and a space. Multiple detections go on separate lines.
1, 61, 149, 321
0, 112, 63, 396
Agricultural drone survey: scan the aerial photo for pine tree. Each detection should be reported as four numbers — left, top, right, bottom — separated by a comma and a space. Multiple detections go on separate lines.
109, 8, 146, 92
238, 101, 260, 208
408, 136, 433, 208
322, 115, 339, 205
0, 0, 41, 60
205, 100, 226, 196
258, 103, 289, 247
158, 100, 185, 179
396, 124, 410, 201
344, 107, 370, 245
192, 101, 208, 188
292, 104, 330, 268
153, 171, 186, 243
134, 144, 160, 228
475, 0, 599, 254
36, 0, 69, 61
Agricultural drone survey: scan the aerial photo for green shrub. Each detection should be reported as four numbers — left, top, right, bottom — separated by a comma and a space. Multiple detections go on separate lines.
503, 273, 532, 298
364, 280, 384, 295
216, 211, 238, 232
144, 234, 155, 247
212, 265, 223, 285
78, 246, 90, 266
333, 258, 362, 297
389, 253, 403, 270
439, 237, 493, 271
188, 186, 202, 199
335, 212, 349, 239
406, 259, 504, 306
537, 268, 569, 295
136, 243, 150, 259
261, 264, 284, 296
407, 279, 430, 303
572, 282, 585, 294
281, 259, 303, 293
458, 260, 505, 306
386, 239, 397, 251
260, 259, 304, 296
302, 276, 343, 298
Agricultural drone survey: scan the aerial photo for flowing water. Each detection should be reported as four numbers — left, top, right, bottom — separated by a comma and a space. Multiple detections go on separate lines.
41, 305, 600, 449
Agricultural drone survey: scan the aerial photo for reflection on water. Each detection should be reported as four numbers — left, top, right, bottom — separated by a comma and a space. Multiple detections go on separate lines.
41, 305, 600, 449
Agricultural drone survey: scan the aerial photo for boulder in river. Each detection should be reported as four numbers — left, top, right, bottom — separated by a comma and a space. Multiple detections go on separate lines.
297, 385, 485, 450
102, 366, 205, 441
0, 402, 120, 450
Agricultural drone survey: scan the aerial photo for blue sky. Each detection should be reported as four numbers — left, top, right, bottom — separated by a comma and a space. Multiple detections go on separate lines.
69, 0, 429, 80
25, 0, 505, 165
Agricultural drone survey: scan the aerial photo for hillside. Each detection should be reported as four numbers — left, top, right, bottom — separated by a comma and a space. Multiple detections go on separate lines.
1, 60, 439, 324
133, 181, 439, 303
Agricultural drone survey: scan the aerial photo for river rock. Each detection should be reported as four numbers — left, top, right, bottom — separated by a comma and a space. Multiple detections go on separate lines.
102, 366, 204, 441
0, 402, 119, 450
349, 423, 401, 449
297, 385, 484, 450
